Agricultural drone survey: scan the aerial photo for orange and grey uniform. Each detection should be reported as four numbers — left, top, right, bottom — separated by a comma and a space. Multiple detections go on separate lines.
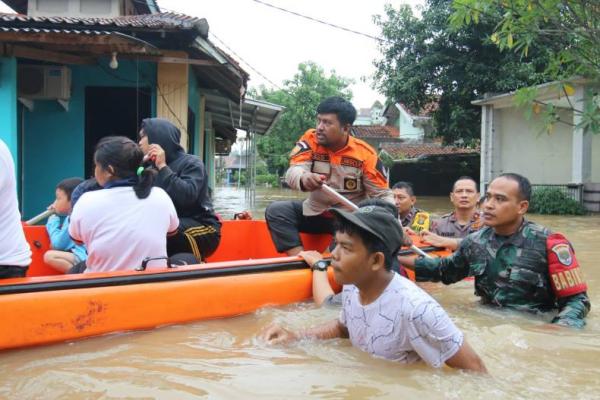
266, 129, 393, 252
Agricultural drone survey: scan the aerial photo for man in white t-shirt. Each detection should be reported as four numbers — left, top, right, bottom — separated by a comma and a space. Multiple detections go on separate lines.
261, 206, 487, 372
0, 139, 31, 278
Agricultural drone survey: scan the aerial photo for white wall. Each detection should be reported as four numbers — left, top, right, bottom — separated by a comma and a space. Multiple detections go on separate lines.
593, 134, 600, 182
29, 0, 120, 17
399, 112, 422, 140
496, 108, 573, 184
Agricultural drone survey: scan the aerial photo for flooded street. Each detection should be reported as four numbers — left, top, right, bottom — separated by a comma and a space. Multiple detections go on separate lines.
2, 187, 600, 399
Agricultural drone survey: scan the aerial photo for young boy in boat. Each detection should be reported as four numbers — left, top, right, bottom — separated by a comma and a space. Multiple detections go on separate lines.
399, 173, 590, 328
44, 177, 88, 273
0, 139, 31, 278
69, 136, 179, 273
262, 205, 487, 372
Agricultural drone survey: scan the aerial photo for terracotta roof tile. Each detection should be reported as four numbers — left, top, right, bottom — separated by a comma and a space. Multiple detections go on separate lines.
351, 125, 399, 139
381, 142, 479, 160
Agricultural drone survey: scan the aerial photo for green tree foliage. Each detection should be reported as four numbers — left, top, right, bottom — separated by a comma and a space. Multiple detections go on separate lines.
451, 0, 600, 134
373, 0, 553, 144
253, 62, 353, 175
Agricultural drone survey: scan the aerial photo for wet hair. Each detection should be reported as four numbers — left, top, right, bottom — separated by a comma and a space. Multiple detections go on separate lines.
56, 177, 84, 201
333, 218, 399, 272
316, 96, 357, 126
94, 136, 156, 199
498, 173, 531, 201
391, 181, 415, 197
358, 198, 399, 218
452, 176, 479, 192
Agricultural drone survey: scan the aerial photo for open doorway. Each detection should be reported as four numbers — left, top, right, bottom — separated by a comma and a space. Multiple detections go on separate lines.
84, 87, 151, 177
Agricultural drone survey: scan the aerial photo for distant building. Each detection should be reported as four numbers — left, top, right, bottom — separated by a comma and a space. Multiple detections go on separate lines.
380, 141, 480, 195
354, 100, 385, 126
383, 102, 436, 141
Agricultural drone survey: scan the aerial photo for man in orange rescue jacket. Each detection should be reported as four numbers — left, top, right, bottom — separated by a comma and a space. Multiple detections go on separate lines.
265, 97, 394, 255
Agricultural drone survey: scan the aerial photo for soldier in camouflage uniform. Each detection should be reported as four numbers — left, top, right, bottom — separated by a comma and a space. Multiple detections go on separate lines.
399, 173, 590, 328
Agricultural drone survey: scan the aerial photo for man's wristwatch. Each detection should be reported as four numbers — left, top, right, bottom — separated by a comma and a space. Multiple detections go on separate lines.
311, 259, 330, 271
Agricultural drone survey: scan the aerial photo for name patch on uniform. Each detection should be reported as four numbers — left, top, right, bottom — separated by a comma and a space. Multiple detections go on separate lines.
341, 156, 363, 169
312, 153, 330, 162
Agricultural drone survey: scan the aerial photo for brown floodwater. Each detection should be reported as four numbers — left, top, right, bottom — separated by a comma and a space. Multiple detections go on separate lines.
2, 187, 599, 399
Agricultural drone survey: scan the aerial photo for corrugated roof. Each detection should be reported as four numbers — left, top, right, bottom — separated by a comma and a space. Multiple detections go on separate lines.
0, 26, 113, 35
351, 125, 399, 138
381, 142, 479, 160
0, 12, 205, 32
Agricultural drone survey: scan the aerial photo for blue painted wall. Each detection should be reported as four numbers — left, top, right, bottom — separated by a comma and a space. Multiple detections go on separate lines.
21, 60, 157, 218
0, 57, 18, 162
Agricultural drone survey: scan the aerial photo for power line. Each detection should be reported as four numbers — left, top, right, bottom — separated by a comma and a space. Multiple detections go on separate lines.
209, 32, 286, 92
250, 0, 390, 44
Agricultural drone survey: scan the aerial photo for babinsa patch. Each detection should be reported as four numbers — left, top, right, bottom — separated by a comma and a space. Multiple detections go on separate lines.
551, 243, 572, 266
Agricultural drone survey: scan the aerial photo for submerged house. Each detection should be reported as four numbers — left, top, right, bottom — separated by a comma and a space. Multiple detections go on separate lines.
0, 0, 283, 218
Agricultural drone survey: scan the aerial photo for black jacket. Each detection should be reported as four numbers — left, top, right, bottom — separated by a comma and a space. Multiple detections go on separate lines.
141, 118, 218, 226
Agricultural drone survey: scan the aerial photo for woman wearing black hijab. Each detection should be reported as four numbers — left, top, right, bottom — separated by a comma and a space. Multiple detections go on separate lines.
139, 118, 221, 261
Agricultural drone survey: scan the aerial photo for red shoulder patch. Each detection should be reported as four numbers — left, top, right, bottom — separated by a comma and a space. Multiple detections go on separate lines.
546, 233, 587, 298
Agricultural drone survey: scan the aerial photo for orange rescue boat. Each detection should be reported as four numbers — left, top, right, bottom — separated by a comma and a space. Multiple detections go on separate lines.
0, 220, 449, 351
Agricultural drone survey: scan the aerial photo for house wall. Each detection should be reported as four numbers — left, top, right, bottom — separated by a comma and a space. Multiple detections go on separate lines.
0, 57, 18, 162
187, 70, 202, 161
495, 108, 573, 184
20, 60, 157, 218
28, 0, 122, 17
204, 113, 216, 189
399, 111, 422, 140
593, 134, 600, 182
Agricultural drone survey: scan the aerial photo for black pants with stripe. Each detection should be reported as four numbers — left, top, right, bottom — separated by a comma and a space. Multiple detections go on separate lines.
167, 218, 221, 261
265, 200, 334, 253
0, 265, 28, 279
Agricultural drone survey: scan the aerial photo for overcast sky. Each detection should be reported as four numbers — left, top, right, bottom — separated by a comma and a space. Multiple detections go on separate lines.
159, 0, 424, 109
0, 0, 424, 109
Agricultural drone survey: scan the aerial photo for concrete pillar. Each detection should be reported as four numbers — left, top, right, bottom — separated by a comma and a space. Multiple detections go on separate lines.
156, 53, 189, 151
0, 57, 18, 163
480, 104, 494, 192
571, 85, 592, 184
